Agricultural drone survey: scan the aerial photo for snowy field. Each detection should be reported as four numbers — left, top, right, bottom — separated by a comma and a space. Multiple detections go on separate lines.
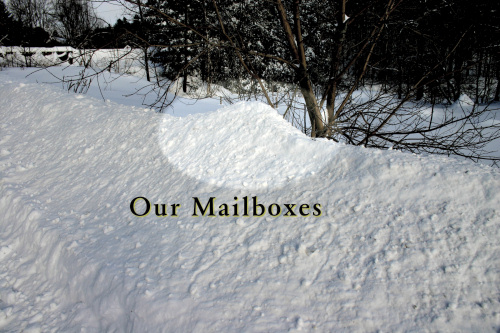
1, 66, 500, 332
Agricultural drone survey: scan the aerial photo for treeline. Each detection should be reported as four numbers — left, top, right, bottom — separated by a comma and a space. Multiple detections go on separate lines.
376, 0, 500, 104
0, 0, 157, 49
0, 0, 114, 48
126, 0, 500, 105
0, 0, 55, 46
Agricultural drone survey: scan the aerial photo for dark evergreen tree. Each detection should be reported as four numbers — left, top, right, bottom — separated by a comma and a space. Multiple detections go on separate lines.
0, 0, 19, 45
1, 0, 53, 46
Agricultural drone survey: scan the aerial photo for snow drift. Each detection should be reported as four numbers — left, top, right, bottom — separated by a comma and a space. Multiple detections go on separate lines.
1, 69, 500, 332
158, 101, 339, 189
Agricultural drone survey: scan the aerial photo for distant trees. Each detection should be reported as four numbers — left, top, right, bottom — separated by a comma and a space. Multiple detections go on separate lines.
132, 0, 409, 134
111, 1, 155, 81
376, 0, 500, 105
0, 0, 102, 47
126, 1, 425, 121
1, 0, 52, 46
53, 0, 101, 47
0, 1, 17, 45
8, 0, 52, 30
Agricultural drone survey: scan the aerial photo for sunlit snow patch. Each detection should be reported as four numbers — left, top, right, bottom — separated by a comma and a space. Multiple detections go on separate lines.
158, 101, 338, 189
453, 94, 475, 107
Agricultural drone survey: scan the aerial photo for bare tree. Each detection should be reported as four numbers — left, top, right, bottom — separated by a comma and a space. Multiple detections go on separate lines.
54, 0, 101, 47
8, 0, 52, 30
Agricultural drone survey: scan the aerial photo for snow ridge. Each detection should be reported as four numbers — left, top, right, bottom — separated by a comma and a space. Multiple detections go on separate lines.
158, 101, 339, 189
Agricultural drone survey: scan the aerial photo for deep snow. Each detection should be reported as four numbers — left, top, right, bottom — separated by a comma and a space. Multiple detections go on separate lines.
1, 67, 500, 332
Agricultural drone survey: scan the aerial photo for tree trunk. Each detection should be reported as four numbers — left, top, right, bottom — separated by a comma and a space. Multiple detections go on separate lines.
324, 0, 348, 136
453, 55, 463, 101
494, 66, 500, 101
144, 47, 150, 82
298, 72, 325, 137
475, 50, 483, 104
275, 0, 325, 137
415, 34, 424, 101
183, 3, 189, 93
183, 71, 188, 93
137, 2, 150, 82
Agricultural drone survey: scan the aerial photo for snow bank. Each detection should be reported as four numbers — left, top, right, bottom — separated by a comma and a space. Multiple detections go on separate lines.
453, 94, 475, 108
158, 101, 338, 189
1, 70, 500, 332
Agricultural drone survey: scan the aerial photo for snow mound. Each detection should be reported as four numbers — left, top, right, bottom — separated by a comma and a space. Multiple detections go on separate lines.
158, 101, 338, 189
453, 94, 475, 108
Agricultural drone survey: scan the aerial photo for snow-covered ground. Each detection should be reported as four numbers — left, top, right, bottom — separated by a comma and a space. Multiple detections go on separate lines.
1, 67, 500, 332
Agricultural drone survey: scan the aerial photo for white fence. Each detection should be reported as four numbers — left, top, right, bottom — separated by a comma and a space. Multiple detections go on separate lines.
0, 46, 148, 77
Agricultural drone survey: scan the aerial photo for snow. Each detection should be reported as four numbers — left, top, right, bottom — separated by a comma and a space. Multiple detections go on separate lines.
1, 67, 500, 332
455, 94, 475, 107
158, 101, 338, 189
